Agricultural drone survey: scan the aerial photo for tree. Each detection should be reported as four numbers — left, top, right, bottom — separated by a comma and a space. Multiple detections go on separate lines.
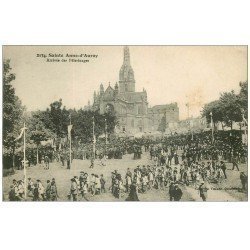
29, 100, 118, 145
202, 100, 224, 128
28, 116, 56, 164
31, 99, 70, 139
238, 81, 248, 119
219, 90, 242, 129
3, 59, 25, 168
69, 109, 117, 144
202, 82, 247, 130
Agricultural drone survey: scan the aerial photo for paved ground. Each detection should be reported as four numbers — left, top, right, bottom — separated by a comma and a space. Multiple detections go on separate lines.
2, 152, 248, 201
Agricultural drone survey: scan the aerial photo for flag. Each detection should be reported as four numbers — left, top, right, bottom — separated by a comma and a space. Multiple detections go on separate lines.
243, 116, 248, 126
15, 128, 25, 141
68, 125, 73, 139
93, 134, 96, 144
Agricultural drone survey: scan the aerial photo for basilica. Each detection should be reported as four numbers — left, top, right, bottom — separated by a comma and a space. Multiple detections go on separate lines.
89, 46, 179, 134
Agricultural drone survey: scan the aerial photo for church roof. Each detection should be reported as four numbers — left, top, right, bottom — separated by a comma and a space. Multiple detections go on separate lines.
117, 91, 146, 103
150, 103, 178, 110
105, 85, 114, 92
102, 85, 115, 101
148, 103, 178, 113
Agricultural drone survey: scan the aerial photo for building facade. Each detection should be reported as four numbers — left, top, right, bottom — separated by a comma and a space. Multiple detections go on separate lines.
90, 46, 179, 134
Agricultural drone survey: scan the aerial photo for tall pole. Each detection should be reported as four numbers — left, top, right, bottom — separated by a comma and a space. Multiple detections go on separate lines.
210, 112, 214, 144
23, 122, 27, 200
93, 116, 95, 163
241, 109, 247, 145
69, 114, 72, 168
36, 125, 39, 165
12, 142, 15, 170
190, 119, 194, 140
105, 118, 107, 156
186, 103, 193, 139
165, 110, 167, 135
244, 121, 247, 146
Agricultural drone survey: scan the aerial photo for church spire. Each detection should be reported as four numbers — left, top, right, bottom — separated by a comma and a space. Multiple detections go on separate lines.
119, 46, 135, 92
123, 46, 130, 66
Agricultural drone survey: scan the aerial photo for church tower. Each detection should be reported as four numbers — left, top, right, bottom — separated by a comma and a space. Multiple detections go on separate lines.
119, 46, 135, 93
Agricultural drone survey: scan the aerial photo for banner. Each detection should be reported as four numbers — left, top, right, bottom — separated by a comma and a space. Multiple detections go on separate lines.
14, 127, 25, 141
68, 125, 73, 139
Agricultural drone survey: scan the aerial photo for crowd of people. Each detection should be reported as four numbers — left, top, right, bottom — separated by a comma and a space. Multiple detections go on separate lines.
68, 172, 106, 201
7, 130, 248, 201
8, 177, 58, 201
66, 164, 186, 202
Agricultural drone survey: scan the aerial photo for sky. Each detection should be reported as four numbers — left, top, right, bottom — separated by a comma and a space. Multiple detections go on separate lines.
3, 45, 247, 120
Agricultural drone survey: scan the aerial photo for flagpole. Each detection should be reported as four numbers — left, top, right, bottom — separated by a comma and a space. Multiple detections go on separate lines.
210, 112, 214, 144
23, 122, 27, 200
191, 119, 194, 140
69, 114, 72, 168
241, 109, 247, 145
244, 118, 247, 146
105, 118, 107, 156
93, 116, 95, 164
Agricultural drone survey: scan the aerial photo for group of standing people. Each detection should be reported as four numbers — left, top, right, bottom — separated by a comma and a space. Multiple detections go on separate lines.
9, 177, 58, 201
68, 172, 106, 201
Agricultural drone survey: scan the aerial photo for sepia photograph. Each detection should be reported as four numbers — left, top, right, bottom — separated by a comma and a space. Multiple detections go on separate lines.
2, 45, 248, 202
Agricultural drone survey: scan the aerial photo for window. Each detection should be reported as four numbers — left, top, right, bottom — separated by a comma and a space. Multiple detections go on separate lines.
139, 127, 142, 132
138, 105, 143, 114
131, 119, 134, 127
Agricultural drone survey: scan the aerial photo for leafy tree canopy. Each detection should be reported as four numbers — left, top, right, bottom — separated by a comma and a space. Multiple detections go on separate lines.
201, 81, 248, 129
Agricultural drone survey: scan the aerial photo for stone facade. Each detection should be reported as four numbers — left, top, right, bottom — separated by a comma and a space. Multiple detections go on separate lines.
90, 46, 179, 134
